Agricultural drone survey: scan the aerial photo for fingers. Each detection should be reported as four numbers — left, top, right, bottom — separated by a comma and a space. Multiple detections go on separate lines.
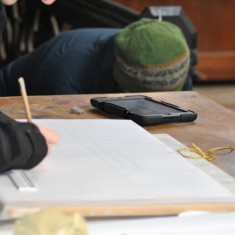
38, 125, 60, 144
1, 0, 18, 5
41, 0, 56, 5
38, 125, 60, 155
1, 0, 56, 5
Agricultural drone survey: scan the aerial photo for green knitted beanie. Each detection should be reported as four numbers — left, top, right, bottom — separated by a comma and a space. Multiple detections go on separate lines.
113, 18, 190, 92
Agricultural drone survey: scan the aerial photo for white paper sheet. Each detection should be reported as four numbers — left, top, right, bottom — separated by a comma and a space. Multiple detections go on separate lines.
0, 120, 235, 214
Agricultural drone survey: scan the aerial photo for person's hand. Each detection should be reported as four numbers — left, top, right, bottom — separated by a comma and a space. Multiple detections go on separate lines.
1, 0, 56, 5
37, 125, 60, 155
1, 0, 17, 4
39, 0, 56, 5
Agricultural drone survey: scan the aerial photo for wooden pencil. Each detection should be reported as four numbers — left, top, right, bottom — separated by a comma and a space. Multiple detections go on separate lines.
18, 77, 32, 123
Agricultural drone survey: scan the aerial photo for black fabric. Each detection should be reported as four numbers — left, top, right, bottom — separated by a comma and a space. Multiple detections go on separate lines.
0, 28, 120, 96
0, 1, 6, 37
0, 112, 48, 174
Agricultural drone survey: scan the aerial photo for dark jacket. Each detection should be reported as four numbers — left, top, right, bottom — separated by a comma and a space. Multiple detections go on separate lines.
0, 27, 192, 96
0, 112, 47, 174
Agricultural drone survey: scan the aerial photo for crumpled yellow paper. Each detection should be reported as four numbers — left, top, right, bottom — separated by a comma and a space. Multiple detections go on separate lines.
14, 209, 87, 235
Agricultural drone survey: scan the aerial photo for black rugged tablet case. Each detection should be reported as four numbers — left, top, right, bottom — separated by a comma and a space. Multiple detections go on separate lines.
90, 95, 197, 126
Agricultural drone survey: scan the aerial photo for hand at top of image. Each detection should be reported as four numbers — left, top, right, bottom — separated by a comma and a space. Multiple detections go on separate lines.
1, 0, 56, 5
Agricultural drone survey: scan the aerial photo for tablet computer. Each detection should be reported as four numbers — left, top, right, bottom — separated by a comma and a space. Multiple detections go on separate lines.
90, 95, 197, 126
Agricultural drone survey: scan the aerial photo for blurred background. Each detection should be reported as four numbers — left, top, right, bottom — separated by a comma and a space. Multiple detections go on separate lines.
1, 0, 235, 110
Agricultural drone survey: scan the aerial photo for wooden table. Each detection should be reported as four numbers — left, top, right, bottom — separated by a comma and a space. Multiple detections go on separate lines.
1, 91, 235, 177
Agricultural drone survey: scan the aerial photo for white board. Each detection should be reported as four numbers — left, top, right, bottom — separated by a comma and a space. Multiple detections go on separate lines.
0, 119, 235, 218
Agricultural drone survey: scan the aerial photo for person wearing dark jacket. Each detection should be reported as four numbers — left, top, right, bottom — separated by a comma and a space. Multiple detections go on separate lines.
0, 15, 192, 96
0, 0, 59, 174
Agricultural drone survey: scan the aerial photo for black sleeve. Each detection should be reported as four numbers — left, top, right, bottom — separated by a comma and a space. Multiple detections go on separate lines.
0, 112, 48, 174
0, 1, 6, 38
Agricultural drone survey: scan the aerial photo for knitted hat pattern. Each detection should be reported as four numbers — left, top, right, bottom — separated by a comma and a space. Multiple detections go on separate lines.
113, 18, 190, 92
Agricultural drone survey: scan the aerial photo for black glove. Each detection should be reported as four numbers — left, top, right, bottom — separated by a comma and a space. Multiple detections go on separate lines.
0, 112, 48, 174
